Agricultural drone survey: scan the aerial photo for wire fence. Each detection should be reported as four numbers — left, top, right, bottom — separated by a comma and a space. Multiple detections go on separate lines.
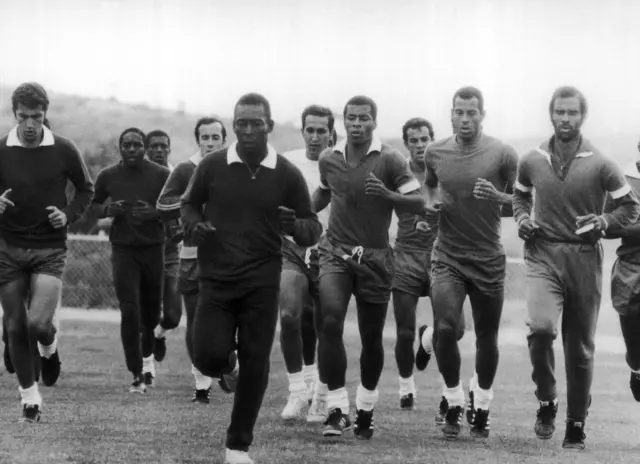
62, 234, 528, 310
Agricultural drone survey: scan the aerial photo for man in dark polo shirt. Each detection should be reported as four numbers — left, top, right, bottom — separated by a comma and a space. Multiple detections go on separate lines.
145, 129, 182, 368
514, 86, 640, 449
311, 96, 424, 440
181, 93, 322, 464
91, 128, 170, 394
0, 82, 94, 422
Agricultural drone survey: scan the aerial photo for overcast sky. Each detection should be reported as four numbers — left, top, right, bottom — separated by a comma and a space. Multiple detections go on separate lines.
1, 0, 639, 139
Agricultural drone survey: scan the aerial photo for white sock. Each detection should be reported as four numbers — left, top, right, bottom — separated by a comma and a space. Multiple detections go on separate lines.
440, 375, 447, 397
444, 384, 465, 408
287, 371, 306, 395
142, 356, 155, 376
19, 383, 42, 407
473, 385, 494, 411
191, 364, 212, 390
303, 364, 317, 383
38, 336, 57, 359
315, 381, 328, 398
154, 326, 167, 339
469, 373, 478, 393
355, 384, 379, 412
399, 375, 416, 397
632, 367, 640, 374
327, 387, 349, 412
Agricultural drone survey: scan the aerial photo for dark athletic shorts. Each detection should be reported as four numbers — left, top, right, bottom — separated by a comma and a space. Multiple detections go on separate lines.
178, 258, 199, 295
611, 255, 640, 317
281, 238, 319, 299
0, 235, 67, 285
318, 235, 394, 305
431, 245, 506, 297
392, 247, 432, 297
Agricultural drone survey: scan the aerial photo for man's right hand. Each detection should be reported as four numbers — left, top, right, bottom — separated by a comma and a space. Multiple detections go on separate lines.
518, 216, 540, 241
106, 200, 128, 217
424, 202, 442, 230
191, 221, 216, 245
0, 189, 14, 215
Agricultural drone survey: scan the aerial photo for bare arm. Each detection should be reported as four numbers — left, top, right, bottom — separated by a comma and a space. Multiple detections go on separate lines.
512, 156, 534, 225
312, 186, 331, 213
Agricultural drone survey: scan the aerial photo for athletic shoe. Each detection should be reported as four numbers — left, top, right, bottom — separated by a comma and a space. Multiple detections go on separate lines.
41, 351, 61, 387
466, 390, 475, 425
143, 372, 154, 388
415, 325, 433, 371
154, 337, 167, 362
470, 408, 491, 438
562, 420, 586, 450
129, 374, 146, 394
435, 396, 448, 425
630, 372, 640, 401
281, 394, 308, 422
224, 448, 254, 464
322, 408, 352, 437
442, 405, 464, 438
400, 393, 415, 410
20, 404, 41, 423
4, 343, 14, 374
307, 396, 328, 424
534, 400, 557, 439
354, 409, 375, 440
192, 388, 211, 404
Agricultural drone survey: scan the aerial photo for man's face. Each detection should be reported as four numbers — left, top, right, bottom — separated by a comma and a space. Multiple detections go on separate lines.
451, 97, 484, 142
302, 115, 332, 159
551, 96, 583, 142
15, 103, 45, 145
147, 135, 171, 166
344, 104, 376, 146
404, 126, 432, 163
120, 132, 146, 167
233, 104, 272, 152
198, 122, 225, 155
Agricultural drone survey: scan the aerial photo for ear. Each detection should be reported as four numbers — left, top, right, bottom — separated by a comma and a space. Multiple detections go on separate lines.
372, 119, 378, 131
267, 119, 275, 134
480, 110, 487, 122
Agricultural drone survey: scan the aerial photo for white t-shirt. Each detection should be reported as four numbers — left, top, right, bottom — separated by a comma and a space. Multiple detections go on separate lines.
281, 148, 329, 244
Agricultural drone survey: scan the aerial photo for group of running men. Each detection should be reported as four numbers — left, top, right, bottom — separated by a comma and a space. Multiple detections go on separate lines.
1, 82, 640, 464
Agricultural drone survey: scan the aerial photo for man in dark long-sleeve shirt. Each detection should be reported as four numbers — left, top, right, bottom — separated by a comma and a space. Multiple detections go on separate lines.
0, 83, 94, 422
604, 148, 640, 403
181, 93, 321, 464
91, 128, 170, 393
513, 86, 640, 450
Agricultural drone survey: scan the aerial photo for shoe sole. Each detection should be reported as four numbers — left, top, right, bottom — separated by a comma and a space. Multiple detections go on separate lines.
129, 388, 146, 394
322, 425, 352, 437
307, 416, 327, 424
562, 442, 585, 450
442, 425, 461, 438
354, 432, 373, 440
470, 428, 490, 438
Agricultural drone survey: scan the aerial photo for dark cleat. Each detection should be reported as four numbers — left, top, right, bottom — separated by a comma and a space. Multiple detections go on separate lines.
41, 351, 61, 387
562, 420, 586, 450
535, 400, 558, 440
354, 409, 375, 440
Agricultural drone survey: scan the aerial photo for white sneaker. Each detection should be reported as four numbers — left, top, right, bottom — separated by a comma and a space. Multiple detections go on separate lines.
306, 395, 328, 424
224, 448, 254, 464
281, 394, 308, 422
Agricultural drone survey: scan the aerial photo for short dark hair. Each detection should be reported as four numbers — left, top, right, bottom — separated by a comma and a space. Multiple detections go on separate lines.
235, 93, 271, 120
119, 127, 146, 149
402, 118, 435, 142
146, 130, 171, 147
12, 82, 49, 113
301, 105, 335, 132
549, 86, 588, 116
194, 117, 227, 143
331, 130, 338, 147
43, 118, 52, 129
343, 95, 378, 121
452, 86, 484, 113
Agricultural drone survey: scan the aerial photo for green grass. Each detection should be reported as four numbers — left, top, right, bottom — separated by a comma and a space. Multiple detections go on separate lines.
0, 306, 638, 464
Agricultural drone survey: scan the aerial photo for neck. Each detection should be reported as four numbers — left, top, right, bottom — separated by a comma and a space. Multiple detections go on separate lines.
411, 158, 426, 172
553, 134, 582, 161
347, 138, 372, 160
306, 148, 321, 162
18, 131, 44, 149
238, 143, 268, 167
456, 131, 481, 148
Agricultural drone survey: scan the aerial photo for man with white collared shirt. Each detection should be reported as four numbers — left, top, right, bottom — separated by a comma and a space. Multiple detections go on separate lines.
0, 82, 94, 422
157, 117, 234, 403
310, 95, 424, 439
181, 93, 322, 464
513, 86, 640, 449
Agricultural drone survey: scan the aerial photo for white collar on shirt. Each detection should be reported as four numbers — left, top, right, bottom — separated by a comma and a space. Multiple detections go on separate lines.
226, 141, 278, 169
332, 136, 382, 158
7, 125, 54, 147
189, 150, 203, 166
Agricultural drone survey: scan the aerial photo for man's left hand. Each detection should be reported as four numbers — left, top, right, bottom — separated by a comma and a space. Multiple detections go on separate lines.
575, 214, 607, 237
46, 206, 67, 229
473, 178, 502, 203
278, 206, 296, 235
365, 173, 391, 200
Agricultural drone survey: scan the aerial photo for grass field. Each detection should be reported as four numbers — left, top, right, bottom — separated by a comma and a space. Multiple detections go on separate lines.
1, 299, 639, 464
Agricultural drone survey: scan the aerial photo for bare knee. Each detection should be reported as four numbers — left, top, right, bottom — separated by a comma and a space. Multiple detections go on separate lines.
280, 306, 302, 334
28, 316, 52, 340
396, 325, 414, 346
321, 313, 344, 340
436, 318, 459, 341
